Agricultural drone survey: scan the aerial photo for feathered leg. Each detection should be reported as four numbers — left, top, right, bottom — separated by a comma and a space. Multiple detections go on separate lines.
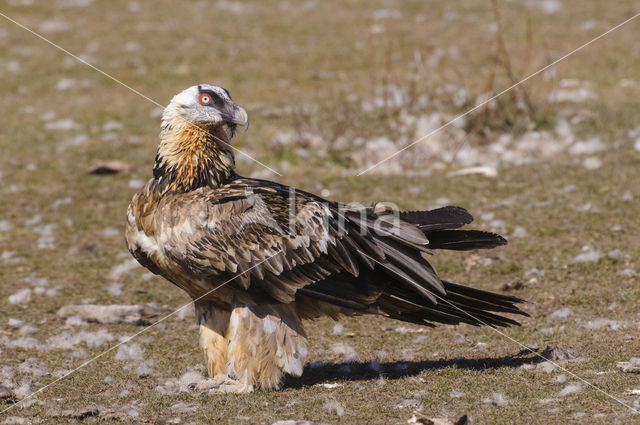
195, 301, 231, 377
226, 303, 308, 390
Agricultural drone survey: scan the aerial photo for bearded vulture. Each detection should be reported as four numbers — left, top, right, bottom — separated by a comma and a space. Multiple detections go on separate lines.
125, 84, 527, 392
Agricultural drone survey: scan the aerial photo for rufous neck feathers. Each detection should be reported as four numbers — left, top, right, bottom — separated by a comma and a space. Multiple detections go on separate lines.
153, 117, 236, 192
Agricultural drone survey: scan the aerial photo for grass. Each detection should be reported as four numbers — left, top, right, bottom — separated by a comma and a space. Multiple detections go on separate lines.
1, 0, 640, 423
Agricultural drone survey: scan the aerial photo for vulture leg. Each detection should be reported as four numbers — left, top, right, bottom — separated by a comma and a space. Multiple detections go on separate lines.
195, 301, 231, 379
226, 303, 308, 391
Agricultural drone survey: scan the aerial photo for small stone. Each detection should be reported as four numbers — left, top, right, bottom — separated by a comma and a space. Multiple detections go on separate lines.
0, 385, 16, 402
49, 407, 99, 420
56, 304, 158, 325
616, 358, 640, 373
407, 414, 469, 425
501, 280, 523, 291
540, 346, 580, 361
1, 417, 29, 424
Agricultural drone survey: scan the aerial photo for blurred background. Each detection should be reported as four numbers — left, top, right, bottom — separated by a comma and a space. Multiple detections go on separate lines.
0, 0, 639, 423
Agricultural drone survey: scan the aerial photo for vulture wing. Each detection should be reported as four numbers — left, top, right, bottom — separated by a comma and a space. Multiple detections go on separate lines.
142, 177, 525, 326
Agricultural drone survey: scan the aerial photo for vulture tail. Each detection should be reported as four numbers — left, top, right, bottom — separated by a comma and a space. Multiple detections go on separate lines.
399, 206, 473, 231
373, 205, 524, 327
427, 230, 507, 251
379, 280, 528, 328
399, 205, 506, 251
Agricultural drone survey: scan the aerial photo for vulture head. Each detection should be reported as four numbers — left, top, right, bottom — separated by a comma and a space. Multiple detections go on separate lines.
162, 84, 249, 136
154, 84, 248, 191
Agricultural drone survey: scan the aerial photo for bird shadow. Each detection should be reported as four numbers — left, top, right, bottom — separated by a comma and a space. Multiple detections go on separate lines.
283, 347, 547, 389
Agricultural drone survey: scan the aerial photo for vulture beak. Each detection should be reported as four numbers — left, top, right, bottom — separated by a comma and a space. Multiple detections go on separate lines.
223, 104, 250, 132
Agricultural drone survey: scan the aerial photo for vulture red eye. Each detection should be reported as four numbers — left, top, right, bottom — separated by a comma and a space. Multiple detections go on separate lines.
199, 94, 211, 104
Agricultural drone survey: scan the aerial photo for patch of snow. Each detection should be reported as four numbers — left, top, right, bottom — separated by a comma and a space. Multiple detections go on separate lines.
0, 220, 12, 232
536, 361, 556, 373
33, 223, 56, 249
549, 307, 572, 321
8, 289, 31, 305
533, 0, 563, 14
115, 343, 145, 362
57, 0, 93, 7
103, 121, 123, 131
332, 323, 344, 336
394, 326, 425, 334
18, 358, 48, 379
448, 166, 497, 178
512, 226, 528, 238
607, 249, 626, 260
571, 246, 600, 263
371, 9, 402, 20
134, 360, 155, 377
46, 329, 115, 349
569, 138, 605, 155
8, 318, 24, 327
322, 398, 345, 416
1, 337, 40, 350
553, 374, 567, 383
482, 391, 509, 406
350, 137, 404, 175
106, 282, 123, 296
55, 78, 75, 90
18, 325, 36, 336
584, 318, 623, 330
619, 268, 637, 277
216, 1, 250, 15
128, 179, 145, 189
558, 383, 583, 396
44, 119, 78, 131
65, 315, 88, 326
331, 342, 358, 363
108, 259, 140, 280
582, 157, 602, 170
617, 358, 640, 373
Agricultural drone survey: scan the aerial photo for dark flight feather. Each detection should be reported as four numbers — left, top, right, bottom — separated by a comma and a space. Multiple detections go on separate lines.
427, 230, 507, 251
